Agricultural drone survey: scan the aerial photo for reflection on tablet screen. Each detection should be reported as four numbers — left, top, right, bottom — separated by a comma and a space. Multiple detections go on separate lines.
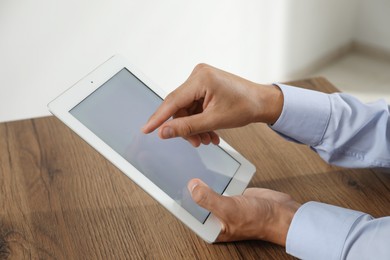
70, 68, 240, 223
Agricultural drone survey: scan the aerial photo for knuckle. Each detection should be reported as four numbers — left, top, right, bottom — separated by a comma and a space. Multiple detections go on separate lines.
194, 63, 215, 80
164, 92, 182, 112
217, 225, 229, 242
178, 118, 194, 136
194, 63, 209, 73
165, 91, 176, 103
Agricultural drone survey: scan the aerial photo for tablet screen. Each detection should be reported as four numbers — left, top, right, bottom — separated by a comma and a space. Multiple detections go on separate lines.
70, 68, 240, 223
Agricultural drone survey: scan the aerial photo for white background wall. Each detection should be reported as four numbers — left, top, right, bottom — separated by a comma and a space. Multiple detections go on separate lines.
355, 0, 390, 52
0, 0, 388, 122
0, 0, 279, 122
283, 0, 358, 78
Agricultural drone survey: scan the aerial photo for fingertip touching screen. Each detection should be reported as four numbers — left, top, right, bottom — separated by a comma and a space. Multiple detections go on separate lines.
70, 68, 240, 223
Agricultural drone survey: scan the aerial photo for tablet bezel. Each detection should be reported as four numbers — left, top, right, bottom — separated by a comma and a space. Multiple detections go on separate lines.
48, 55, 256, 243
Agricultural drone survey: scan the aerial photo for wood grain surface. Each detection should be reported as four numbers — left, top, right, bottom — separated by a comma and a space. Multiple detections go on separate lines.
0, 77, 389, 259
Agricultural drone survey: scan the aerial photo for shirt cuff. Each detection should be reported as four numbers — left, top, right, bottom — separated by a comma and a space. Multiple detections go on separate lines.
286, 201, 365, 260
271, 84, 331, 146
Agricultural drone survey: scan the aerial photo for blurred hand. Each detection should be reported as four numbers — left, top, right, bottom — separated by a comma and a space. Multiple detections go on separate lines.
142, 64, 283, 147
187, 179, 300, 246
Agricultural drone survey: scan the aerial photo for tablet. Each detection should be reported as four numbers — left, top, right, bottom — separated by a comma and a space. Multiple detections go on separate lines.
48, 55, 256, 243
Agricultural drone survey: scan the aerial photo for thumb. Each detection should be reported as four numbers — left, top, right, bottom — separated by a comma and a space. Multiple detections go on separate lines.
159, 113, 213, 139
187, 179, 228, 218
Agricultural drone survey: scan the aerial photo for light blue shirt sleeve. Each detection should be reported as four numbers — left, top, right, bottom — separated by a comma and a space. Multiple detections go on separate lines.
286, 202, 390, 260
270, 84, 390, 259
271, 84, 390, 168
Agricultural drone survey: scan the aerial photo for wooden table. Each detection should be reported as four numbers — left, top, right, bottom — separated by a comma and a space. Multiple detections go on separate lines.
1, 78, 389, 259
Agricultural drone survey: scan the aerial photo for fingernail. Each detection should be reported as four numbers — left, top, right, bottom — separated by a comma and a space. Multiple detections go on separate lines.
190, 183, 198, 194
161, 126, 174, 138
188, 179, 202, 194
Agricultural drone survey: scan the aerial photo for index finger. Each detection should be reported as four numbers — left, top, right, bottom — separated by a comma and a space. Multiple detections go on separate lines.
141, 78, 201, 134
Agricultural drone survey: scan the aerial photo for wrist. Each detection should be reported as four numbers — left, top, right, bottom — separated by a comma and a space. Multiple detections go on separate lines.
254, 84, 284, 124
265, 201, 300, 247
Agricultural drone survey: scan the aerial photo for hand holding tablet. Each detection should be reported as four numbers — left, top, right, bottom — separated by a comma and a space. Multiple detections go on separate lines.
48, 55, 255, 243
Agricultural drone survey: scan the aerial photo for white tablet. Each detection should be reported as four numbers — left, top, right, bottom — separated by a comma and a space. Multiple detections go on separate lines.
48, 55, 255, 243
